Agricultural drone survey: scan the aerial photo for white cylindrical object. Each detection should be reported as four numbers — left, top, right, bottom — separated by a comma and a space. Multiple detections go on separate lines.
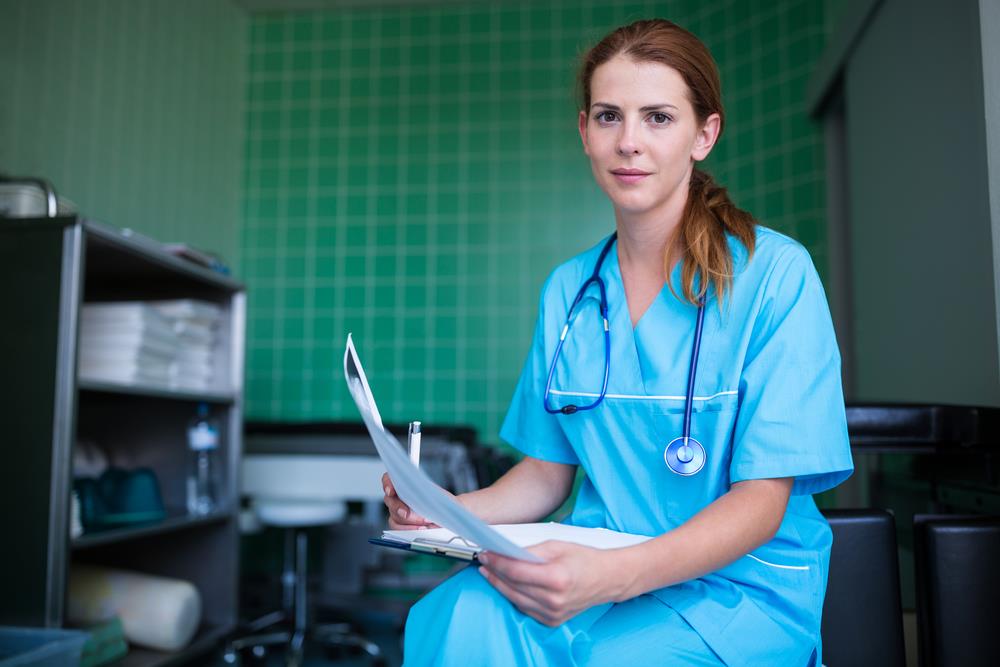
408, 421, 421, 467
67, 564, 202, 651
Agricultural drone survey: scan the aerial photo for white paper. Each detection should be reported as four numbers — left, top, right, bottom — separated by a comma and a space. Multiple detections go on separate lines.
383, 522, 652, 555
344, 334, 543, 562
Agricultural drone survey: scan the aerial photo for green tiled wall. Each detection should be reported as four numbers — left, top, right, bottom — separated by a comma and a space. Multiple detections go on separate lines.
242, 0, 839, 442
0, 0, 246, 266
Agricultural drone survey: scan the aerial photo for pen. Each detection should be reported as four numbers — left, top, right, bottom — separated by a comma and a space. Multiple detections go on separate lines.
408, 421, 421, 467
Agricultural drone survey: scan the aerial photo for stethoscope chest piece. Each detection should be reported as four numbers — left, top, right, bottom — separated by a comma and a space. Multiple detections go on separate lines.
664, 436, 706, 476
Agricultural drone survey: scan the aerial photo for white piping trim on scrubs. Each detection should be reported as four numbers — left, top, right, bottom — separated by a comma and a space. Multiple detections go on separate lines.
548, 389, 738, 402
745, 554, 811, 571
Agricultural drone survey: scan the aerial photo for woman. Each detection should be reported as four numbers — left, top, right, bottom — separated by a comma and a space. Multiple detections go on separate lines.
383, 19, 853, 666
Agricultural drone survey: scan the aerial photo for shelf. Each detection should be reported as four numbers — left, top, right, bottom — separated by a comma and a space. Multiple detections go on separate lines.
79, 379, 236, 404
111, 623, 231, 667
0, 216, 242, 631
72, 511, 231, 550
85, 220, 243, 294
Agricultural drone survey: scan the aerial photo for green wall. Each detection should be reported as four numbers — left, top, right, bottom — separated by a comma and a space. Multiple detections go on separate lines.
0, 0, 246, 268
237, 0, 841, 442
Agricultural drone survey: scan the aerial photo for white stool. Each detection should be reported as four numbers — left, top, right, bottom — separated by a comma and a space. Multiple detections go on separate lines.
233, 453, 387, 666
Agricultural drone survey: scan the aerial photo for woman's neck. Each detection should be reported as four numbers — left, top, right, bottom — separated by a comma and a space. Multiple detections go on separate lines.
614, 202, 685, 279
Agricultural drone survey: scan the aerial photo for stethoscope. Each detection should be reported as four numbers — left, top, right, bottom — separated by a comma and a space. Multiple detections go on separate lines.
542, 232, 708, 476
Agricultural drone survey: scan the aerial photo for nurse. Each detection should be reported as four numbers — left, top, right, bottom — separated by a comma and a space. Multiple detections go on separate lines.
383, 18, 853, 666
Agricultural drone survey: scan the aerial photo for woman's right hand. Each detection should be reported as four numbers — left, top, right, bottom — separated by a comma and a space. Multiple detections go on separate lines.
382, 472, 438, 530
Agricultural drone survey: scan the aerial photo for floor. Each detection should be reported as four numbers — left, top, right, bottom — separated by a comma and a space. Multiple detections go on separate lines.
191, 610, 924, 667
192, 610, 403, 667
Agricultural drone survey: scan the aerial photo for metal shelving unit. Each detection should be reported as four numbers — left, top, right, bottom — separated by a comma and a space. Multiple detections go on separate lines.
0, 216, 246, 665
79, 379, 237, 405
72, 511, 231, 551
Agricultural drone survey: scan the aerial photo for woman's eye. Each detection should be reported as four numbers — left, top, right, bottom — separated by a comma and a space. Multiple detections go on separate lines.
595, 111, 619, 123
650, 112, 672, 124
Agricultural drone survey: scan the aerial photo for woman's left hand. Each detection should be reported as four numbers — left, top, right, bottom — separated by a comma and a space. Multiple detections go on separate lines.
478, 541, 627, 627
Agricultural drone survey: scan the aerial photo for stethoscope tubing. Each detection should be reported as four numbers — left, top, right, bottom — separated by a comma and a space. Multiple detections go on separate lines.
543, 234, 615, 415
543, 232, 708, 476
682, 294, 708, 443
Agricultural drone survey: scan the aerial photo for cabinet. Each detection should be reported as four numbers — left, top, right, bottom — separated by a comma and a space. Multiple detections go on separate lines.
0, 216, 245, 666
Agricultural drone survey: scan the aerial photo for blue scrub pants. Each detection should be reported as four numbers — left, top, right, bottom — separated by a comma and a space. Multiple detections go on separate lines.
403, 567, 724, 666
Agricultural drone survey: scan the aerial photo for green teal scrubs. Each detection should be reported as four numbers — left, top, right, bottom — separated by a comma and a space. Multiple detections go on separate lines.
403, 227, 854, 666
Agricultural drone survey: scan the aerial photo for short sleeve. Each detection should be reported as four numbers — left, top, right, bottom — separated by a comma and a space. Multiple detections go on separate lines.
730, 245, 854, 495
499, 275, 580, 465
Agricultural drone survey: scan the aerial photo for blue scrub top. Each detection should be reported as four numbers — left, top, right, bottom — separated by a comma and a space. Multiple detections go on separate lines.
500, 226, 854, 665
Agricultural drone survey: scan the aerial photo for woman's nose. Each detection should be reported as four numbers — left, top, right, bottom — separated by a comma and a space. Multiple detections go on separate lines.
616, 124, 642, 156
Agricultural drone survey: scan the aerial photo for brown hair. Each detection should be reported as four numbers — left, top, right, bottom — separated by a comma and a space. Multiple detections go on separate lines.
579, 19, 756, 305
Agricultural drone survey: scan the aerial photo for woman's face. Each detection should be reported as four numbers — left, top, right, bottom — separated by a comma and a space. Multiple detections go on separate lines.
579, 55, 720, 219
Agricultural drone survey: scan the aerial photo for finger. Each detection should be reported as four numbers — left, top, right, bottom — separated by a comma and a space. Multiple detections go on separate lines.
383, 496, 404, 515
479, 567, 557, 626
479, 566, 540, 610
525, 540, 567, 558
481, 560, 554, 601
482, 552, 558, 590
387, 513, 433, 530
381, 473, 395, 498
525, 540, 582, 564
383, 495, 409, 517
384, 498, 432, 526
398, 508, 432, 524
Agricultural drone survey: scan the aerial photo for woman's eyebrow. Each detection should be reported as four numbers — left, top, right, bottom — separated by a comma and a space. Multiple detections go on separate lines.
591, 102, 679, 112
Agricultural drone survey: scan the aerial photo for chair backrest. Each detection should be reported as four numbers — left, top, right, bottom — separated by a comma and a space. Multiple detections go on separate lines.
913, 515, 1000, 667
821, 509, 906, 667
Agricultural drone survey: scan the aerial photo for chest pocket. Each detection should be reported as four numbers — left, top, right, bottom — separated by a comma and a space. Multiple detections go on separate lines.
635, 388, 739, 416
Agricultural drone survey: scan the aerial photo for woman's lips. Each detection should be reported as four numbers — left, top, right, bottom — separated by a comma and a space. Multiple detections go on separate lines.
611, 169, 651, 184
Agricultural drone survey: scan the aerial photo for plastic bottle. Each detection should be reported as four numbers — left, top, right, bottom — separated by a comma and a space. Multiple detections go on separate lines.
186, 403, 219, 515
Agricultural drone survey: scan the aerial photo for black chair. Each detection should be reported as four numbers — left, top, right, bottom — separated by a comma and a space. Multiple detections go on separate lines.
913, 515, 1000, 667
821, 509, 906, 666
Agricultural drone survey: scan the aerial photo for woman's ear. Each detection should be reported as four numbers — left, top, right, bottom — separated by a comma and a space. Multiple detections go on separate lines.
578, 110, 590, 156
691, 113, 721, 162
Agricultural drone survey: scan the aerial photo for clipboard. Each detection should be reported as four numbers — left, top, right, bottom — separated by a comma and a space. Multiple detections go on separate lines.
345, 335, 541, 562
369, 537, 480, 562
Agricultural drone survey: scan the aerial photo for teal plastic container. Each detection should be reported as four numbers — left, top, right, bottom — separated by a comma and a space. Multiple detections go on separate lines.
0, 627, 89, 666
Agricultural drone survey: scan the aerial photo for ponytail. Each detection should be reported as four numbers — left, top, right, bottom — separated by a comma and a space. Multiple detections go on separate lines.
667, 168, 756, 306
